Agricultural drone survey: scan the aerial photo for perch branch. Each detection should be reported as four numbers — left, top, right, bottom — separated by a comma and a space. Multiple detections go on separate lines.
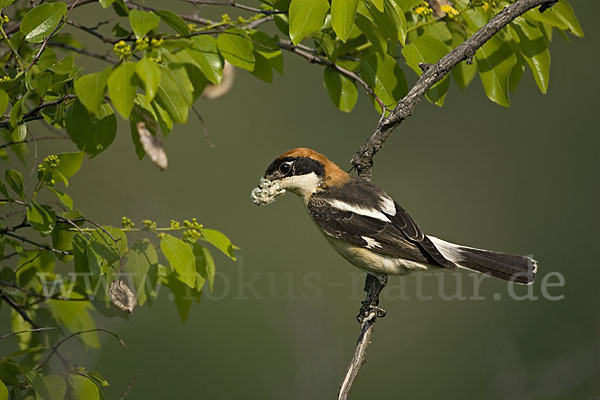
339, 1, 558, 398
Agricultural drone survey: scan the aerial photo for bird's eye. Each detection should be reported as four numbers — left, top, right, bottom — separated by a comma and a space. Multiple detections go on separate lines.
279, 163, 291, 174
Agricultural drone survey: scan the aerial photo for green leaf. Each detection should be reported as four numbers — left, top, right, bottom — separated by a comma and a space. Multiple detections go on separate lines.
51, 151, 85, 186
48, 301, 99, 348
11, 124, 26, 142
193, 244, 215, 292
524, 0, 583, 37
5, 169, 25, 200
99, 0, 116, 7
160, 234, 196, 288
251, 52, 273, 83
250, 31, 284, 76
509, 60, 525, 93
0, 379, 8, 400
510, 18, 551, 94
362, 1, 397, 47
217, 30, 255, 71
0, 90, 8, 116
129, 9, 161, 38
47, 186, 73, 209
125, 240, 157, 306
360, 53, 407, 112
66, 101, 117, 158
168, 270, 193, 323
108, 62, 137, 118
369, 0, 384, 12
0, 0, 16, 9
401, 34, 450, 106
0, 181, 9, 199
135, 57, 161, 101
154, 64, 193, 124
288, 0, 330, 45
74, 67, 112, 115
44, 375, 67, 400
68, 374, 100, 400
90, 226, 127, 265
49, 55, 75, 74
189, 36, 223, 84
323, 67, 358, 113
156, 10, 190, 35
475, 35, 517, 107
27, 201, 56, 235
355, 13, 386, 55
32, 71, 52, 95
20, 2, 67, 43
200, 228, 237, 260
331, 0, 359, 42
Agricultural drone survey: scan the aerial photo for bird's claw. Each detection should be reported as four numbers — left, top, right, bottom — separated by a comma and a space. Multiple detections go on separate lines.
356, 304, 386, 323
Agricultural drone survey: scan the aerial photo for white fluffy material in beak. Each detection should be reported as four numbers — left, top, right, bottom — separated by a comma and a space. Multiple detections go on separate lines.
251, 178, 286, 205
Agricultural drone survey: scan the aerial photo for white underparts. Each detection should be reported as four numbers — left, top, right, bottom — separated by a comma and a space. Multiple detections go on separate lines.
326, 199, 391, 222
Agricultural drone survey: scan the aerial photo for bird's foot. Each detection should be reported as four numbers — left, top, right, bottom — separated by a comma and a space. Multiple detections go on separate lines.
356, 303, 386, 323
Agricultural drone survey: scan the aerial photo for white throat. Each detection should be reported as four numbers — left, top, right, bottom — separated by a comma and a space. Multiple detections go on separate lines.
279, 172, 322, 203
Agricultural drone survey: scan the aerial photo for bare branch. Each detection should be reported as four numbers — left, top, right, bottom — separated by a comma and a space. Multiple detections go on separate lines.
185, 0, 286, 15
35, 328, 127, 371
49, 41, 118, 64
351, 0, 556, 179
0, 327, 59, 340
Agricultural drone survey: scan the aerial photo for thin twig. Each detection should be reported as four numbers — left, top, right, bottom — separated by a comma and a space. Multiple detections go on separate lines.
24, 0, 82, 73
1, 231, 72, 255
0, 135, 68, 149
35, 328, 127, 371
0, 327, 59, 340
0, 291, 40, 328
278, 40, 388, 118
185, 0, 286, 15
0, 95, 76, 129
48, 41, 118, 64
65, 19, 120, 44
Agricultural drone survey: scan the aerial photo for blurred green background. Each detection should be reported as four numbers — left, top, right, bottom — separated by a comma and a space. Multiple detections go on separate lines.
3, 1, 600, 398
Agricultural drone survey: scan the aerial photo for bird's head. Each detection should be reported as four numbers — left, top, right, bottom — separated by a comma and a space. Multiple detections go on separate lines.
251, 148, 350, 205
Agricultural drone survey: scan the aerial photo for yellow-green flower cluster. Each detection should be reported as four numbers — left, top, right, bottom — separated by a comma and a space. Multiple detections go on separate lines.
170, 220, 180, 229
1, 15, 9, 24
142, 219, 157, 230
441, 4, 459, 18
121, 217, 135, 229
183, 218, 202, 230
183, 228, 201, 242
481, 1, 496, 12
44, 154, 60, 168
113, 40, 132, 59
0, 76, 10, 83
182, 218, 203, 242
135, 37, 149, 51
414, 1, 433, 16
150, 38, 163, 48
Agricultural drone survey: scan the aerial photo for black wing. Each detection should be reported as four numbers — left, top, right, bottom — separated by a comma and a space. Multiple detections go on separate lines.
310, 178, 457, 269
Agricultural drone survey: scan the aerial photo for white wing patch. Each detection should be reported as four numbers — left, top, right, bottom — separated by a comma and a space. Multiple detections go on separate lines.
427, 236, 461, 263
380, 195, 396, 216
361, 236, 381, 249
327, 199, 391, 222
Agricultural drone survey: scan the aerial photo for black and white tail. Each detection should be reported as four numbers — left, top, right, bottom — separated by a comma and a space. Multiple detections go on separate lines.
429, 237, 537, 285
